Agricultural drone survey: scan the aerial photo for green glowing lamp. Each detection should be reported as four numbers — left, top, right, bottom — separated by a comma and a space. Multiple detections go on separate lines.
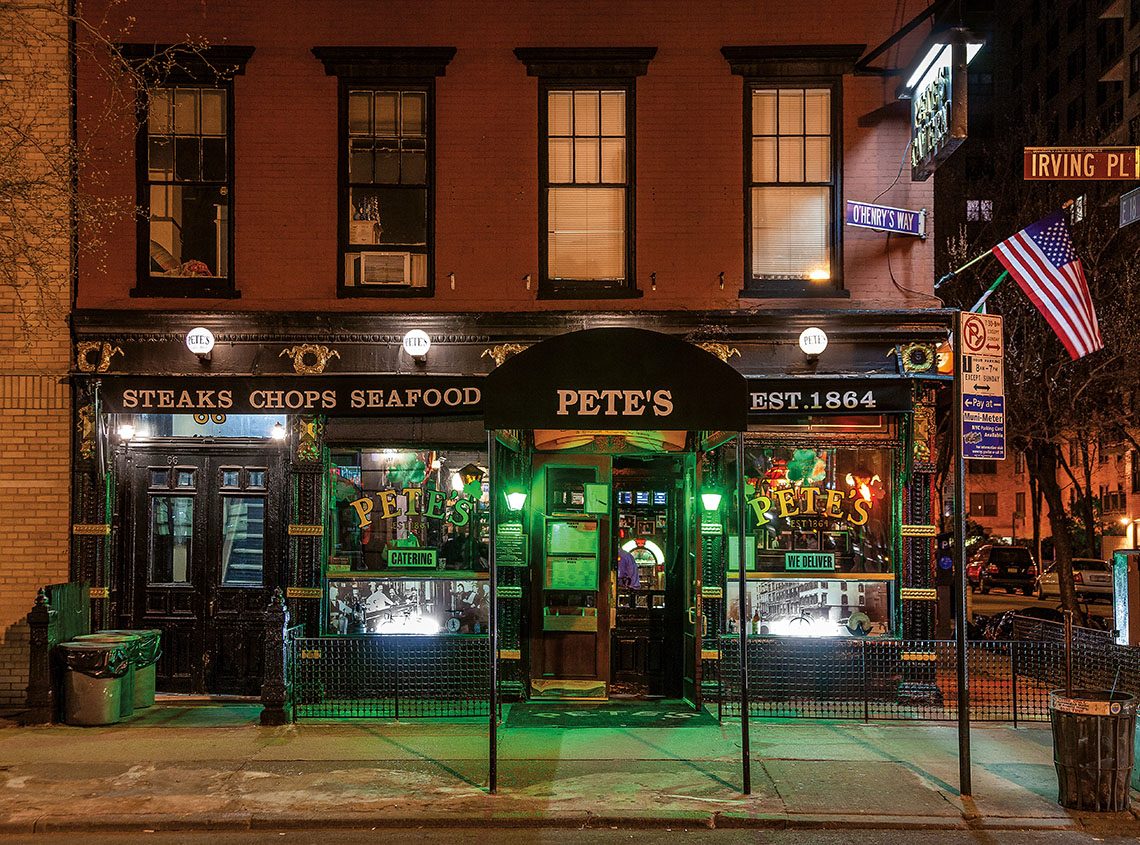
700, 490, 723, 512
504, 488, 528, 512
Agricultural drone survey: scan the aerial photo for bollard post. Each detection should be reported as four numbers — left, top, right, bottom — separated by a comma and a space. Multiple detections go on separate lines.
23, 589, 56, 725
260, 587, 291, 726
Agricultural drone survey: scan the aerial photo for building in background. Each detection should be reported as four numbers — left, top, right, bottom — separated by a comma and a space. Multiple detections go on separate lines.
0, 0, 72, 708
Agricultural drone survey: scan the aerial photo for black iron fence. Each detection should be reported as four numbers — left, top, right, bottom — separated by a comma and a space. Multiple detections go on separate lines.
718, 631, 1140, 722
289, 634, 490, 720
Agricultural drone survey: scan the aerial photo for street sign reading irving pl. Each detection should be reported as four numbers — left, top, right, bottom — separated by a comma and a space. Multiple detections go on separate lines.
960, 312, 1005, 461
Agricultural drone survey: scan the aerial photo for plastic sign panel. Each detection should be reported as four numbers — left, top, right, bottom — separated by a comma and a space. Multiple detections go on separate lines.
845, 200, 926, 237
962, 394, 1005, 460
1024, 146, 1140, 180
785, 552, 836, 571
1122, 186, 1140, 229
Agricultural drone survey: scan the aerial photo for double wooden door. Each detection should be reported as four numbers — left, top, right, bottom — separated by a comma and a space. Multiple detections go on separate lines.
121, 446, 283, 694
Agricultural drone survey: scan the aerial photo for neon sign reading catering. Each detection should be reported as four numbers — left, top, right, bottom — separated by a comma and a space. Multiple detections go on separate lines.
748, 485, 872, 527
349, 489, 475, 529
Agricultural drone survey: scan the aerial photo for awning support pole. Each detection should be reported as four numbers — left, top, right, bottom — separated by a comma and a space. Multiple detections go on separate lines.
488, 431, 499, 794
736, 434, 751, 795
952, 311, 972, 797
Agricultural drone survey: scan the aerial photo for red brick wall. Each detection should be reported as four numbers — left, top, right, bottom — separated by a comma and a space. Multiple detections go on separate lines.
76, 0, 935, 312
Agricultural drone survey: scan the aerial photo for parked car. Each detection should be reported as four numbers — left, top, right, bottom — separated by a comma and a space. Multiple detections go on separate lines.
1037, 558, 1113, 601
969, 545, 1037, 595
966, 559, 982, 591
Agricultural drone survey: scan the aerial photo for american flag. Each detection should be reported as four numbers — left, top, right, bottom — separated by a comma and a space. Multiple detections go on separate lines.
992, 210, 1103, 360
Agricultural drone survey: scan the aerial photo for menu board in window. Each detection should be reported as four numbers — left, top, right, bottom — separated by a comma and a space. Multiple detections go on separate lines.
545, 555, 599, 590
546, 519, 598, 556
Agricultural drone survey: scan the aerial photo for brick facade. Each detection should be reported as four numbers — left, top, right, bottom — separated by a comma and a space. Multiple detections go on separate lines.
0, 0, 72, 707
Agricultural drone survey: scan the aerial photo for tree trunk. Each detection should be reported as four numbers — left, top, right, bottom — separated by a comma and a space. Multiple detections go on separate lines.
1027, 442, 1086, 625
1080, 436, 1096, 557
1029, 472, 1042, 566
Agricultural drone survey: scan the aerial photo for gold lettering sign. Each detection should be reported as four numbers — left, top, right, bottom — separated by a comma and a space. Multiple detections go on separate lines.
287, 525, 324, 536
285, 587, 322, 599
73, 524, 111, 536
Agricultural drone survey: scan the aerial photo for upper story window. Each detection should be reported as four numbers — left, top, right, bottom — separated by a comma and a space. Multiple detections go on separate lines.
723, 46, 861, 298
515, 48, 656, 299
121, 45, 254, 297
313, 47, 456, 297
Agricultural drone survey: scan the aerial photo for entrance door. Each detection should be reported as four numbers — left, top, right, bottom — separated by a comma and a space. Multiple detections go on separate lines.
123, 447, 282, 694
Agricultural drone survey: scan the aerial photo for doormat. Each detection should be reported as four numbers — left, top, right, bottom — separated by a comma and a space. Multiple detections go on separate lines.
529, 678, 607, 700
505, 700, 718, 728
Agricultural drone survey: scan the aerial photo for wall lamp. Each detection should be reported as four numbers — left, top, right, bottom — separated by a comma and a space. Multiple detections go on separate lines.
270, 422, 286, 441
504, 487, 528, 512
117, 423, 136, 442
896, 26, 984, 100
700, 491, 723, 512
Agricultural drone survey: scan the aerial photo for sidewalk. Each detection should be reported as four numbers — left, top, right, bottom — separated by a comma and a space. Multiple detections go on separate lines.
0, 701, 1137, 834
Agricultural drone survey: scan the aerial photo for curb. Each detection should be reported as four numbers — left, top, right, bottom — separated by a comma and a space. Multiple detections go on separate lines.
0, 809, 1098, 834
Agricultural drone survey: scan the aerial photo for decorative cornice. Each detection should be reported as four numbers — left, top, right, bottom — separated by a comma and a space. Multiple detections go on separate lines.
311, 46, 457, 78
720, 44, 866, 77
117, 44, 256, 81
513, 47, 657, 78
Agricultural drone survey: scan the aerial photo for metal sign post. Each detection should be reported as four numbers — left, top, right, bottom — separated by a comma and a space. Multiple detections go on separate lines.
487, 432, 499, 794
953, 311, 972, 797
736, 435, 751, 795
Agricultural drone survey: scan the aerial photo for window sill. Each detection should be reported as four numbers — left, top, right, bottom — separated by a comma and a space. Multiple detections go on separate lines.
537, 285, 643, 301
337, 286, 434, 298
739, 283, 849, 300
130, 283, 240, 299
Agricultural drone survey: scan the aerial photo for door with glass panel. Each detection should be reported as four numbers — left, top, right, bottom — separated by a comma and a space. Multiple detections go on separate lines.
127, 449, 281, 694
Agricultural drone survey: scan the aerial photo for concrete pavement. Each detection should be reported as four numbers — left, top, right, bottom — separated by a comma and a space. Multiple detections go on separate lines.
0, 701, 1137, 834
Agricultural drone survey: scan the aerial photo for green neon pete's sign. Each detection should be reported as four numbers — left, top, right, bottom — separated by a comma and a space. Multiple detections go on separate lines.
785, 552, 835, 571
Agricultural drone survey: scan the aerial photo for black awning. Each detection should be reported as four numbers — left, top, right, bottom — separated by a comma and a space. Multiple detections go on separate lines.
482, 327, 748, 431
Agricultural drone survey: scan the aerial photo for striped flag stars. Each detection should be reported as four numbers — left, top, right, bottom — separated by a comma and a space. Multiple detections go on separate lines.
992, 210, 1103, 360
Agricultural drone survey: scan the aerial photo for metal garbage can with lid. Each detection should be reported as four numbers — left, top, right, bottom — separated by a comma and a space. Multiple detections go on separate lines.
72, 632, 139, 718
59, 641, 131, 726
97, 629, 161, 708
1050, 690, 1138, 812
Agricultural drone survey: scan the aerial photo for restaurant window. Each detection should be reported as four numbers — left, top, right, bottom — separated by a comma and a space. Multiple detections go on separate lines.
515, 48, 656, 299
312, 47, 456, 298
731, 444, 894, 575
724, 442, 894, 638
970, 492, 998, 517
1014, 451, 1025, 474
326, 446, 490, 636
121, 45, 254, 297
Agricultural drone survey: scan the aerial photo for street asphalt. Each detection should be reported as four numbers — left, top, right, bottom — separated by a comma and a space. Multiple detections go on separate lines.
0, 700, 1137, 835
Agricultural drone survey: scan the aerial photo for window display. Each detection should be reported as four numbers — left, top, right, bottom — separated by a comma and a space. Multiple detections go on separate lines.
733, 444, 893, 575
330, 448, 489, 574
726, 578, 891, 638
328, 577, 489, 635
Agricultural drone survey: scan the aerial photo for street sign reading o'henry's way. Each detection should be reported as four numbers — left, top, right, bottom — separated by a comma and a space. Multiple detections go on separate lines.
1024, 146, 1139, 180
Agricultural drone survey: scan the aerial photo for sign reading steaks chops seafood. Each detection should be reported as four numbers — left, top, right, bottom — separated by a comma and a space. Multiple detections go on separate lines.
99, 376, 483, 416
482, 328, 748, 431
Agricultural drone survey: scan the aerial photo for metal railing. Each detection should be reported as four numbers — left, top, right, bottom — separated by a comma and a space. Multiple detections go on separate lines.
718, 633, 1140, 722
289, 634, 491, 720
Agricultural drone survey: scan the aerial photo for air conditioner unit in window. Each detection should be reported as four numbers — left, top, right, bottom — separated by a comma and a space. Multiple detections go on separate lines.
354, 251, 411, 286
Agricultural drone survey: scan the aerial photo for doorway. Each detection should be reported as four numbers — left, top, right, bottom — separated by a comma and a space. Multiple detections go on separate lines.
610, 456, 685, 698
121, 445, 283, 694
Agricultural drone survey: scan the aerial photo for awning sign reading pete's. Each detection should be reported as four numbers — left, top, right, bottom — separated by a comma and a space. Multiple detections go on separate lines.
99, 376, 482, 416
483, 328, 748, 431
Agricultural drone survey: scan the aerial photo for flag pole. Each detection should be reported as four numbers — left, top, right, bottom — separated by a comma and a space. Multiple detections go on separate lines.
935, 247, 994, 289
969, 270, 1009, 313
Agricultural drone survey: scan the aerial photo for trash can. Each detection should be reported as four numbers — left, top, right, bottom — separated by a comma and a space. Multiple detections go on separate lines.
1050, 690, 1138, 812
97, 629, 161, 708
73, 633, 139, 719
59, 641, 131, 726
